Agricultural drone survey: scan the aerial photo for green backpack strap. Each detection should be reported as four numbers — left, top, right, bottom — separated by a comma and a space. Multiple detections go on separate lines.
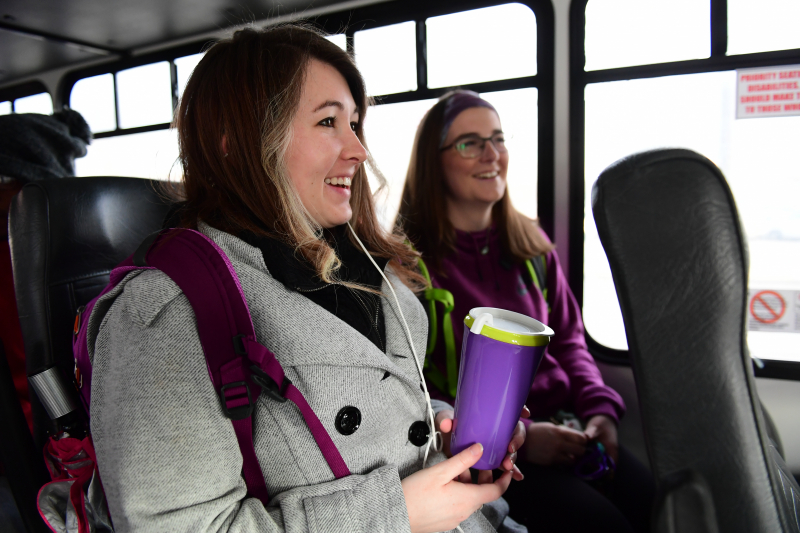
525, 254, 549, 312
417, 256, 458, 399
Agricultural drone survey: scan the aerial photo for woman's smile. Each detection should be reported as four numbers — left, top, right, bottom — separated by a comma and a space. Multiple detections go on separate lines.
474, 170, 500, 180
324, 176, 352, 188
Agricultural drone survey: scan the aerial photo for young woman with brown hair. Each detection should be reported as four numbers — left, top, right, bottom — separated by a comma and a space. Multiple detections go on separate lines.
398, 90, 655, 533
87, 27, 527, 533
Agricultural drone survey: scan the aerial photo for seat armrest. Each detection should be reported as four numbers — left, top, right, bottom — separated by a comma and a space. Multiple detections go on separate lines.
654, 469, 719, 533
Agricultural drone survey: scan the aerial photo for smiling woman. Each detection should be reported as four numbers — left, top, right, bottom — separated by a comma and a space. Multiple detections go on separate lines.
398, 91, 655, 533
85, 24, 527, 533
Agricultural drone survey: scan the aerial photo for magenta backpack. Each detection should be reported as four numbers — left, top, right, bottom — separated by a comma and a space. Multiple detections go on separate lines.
38, 228, 350, 533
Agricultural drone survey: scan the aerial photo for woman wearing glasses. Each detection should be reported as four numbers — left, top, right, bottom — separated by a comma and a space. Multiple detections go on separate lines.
397, 90, 654, 533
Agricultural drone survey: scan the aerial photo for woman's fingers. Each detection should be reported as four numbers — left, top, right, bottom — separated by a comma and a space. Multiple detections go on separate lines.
402, 444, 513, 533
476, 469, 493, 485
461, 470, 513, 503
561, 439, 587, 458
508, 420, 526, 453
520, 405, 531, 419
434, 410, 455, 458
501, 450, 518, 472
434, 409, 455, 432
559, 426, 588, 445
486, 469, 513, 497
434, 443, 484, 481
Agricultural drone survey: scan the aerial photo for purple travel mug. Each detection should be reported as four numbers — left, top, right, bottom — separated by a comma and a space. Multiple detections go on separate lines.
450, 307, 553, 470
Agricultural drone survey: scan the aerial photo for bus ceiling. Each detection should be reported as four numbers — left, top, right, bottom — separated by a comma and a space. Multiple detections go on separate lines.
0, 0, 384, 88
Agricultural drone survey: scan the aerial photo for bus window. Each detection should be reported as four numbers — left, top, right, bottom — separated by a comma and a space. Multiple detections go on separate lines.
0, 101, 10, 115
426, 3, 536, 88
482, 88, 539, 220
69, 1, 548, 226
577, 0, 800, 364
584, 0, 709, 71
70, 74, 116, 134
174, 53, 205, 99
13, 92, 53, 115
116, 62, 173, 129
365, 98, 437, 228
355, 22, 417, 96
325, 33, 347, 51
74, 129, 180, 181
728, 0, 800, 56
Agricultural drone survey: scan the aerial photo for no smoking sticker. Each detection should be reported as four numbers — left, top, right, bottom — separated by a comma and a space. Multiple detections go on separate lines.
747, 289, 799, 332
750, 291, 786, 324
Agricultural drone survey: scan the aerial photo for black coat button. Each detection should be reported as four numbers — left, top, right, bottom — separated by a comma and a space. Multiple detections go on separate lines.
408, 420, 430, 446
335, 406, 361, 435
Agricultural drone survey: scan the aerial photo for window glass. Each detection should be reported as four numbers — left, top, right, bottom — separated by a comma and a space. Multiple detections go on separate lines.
427, 3, 536, 89
584, 0, 709, 71
0, 101, 11, 115
364, 98, 436, 229
728, 0, 800, 55
355, 22, 417, 96
14, 92, 53, 115
481, 88, 538, 220
325, 33, 347, 51
174, 53, 204, 100
70, 74, 116, 133
116, 62, 173, 129
583, 72, 800, 362
75, 129, 180, 181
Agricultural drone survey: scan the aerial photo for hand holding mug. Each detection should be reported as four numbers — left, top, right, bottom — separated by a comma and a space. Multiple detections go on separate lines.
435, 407, 527, 482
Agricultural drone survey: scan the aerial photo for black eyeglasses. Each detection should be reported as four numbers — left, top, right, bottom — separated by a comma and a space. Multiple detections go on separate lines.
440, 133, 508, 159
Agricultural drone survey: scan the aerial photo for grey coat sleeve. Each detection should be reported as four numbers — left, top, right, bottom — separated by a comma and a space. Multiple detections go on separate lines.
90, 282, 411, 533
430, 399, 454, 416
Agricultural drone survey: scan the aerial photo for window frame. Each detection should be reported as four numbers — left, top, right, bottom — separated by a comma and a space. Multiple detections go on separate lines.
59, 40, 202, 139
569, 0, 800, 380
0, 80, 51, 112
59, 0, 555, 234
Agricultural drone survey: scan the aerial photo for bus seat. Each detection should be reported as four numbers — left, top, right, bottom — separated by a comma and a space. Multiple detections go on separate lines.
591, 148, 800, 533
9, 177, 174, 453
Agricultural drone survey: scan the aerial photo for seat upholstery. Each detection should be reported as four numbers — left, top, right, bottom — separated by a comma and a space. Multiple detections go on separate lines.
591, 149, 800, 533
9, 177, 173, 449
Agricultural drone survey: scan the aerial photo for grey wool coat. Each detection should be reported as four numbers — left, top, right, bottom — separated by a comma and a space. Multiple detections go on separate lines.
88, 224, 525, 533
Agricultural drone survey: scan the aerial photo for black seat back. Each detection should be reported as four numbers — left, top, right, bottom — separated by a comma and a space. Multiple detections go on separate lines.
591, 149, 800, 533
9, 177, 174, 448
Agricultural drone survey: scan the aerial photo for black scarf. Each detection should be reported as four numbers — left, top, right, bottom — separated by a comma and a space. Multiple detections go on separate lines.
241, 226, 388, 353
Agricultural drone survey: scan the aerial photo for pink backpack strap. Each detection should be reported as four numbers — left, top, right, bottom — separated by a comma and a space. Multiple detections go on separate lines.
73, 258, 156, 412
136, 229, 350, 504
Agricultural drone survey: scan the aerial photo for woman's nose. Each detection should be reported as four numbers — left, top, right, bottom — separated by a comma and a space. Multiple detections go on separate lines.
480, 140, 500, 162
343, 129, 368, 164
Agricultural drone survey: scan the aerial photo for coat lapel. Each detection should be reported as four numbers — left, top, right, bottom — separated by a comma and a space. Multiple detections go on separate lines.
199, 223, 427, 387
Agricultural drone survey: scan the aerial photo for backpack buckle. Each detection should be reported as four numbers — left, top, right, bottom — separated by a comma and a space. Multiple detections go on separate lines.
250, 366, 289, 404
219, 381, 254, 420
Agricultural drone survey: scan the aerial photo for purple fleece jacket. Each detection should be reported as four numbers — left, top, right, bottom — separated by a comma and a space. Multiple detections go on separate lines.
426, 226, 625, 423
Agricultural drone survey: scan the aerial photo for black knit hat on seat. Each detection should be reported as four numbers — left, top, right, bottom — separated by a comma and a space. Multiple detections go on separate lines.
0, 108, 92, 182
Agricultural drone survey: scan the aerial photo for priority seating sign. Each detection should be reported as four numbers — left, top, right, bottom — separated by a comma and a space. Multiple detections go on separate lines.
747, 289, 799, 332
737, 65, 800, 119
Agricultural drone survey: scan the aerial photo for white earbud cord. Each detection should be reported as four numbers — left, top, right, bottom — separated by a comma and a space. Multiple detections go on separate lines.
347, 224, 465, 533
346, 224, 439, 465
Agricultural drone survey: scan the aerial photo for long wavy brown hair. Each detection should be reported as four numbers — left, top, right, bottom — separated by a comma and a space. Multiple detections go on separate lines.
396, 90, 553, 273
173, 25, 424, 291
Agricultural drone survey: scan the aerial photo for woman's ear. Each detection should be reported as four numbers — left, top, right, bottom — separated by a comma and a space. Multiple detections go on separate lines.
221, 134, 229, 157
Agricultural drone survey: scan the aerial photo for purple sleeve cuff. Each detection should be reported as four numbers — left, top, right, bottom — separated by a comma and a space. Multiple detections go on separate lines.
578, 402, 622, 425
